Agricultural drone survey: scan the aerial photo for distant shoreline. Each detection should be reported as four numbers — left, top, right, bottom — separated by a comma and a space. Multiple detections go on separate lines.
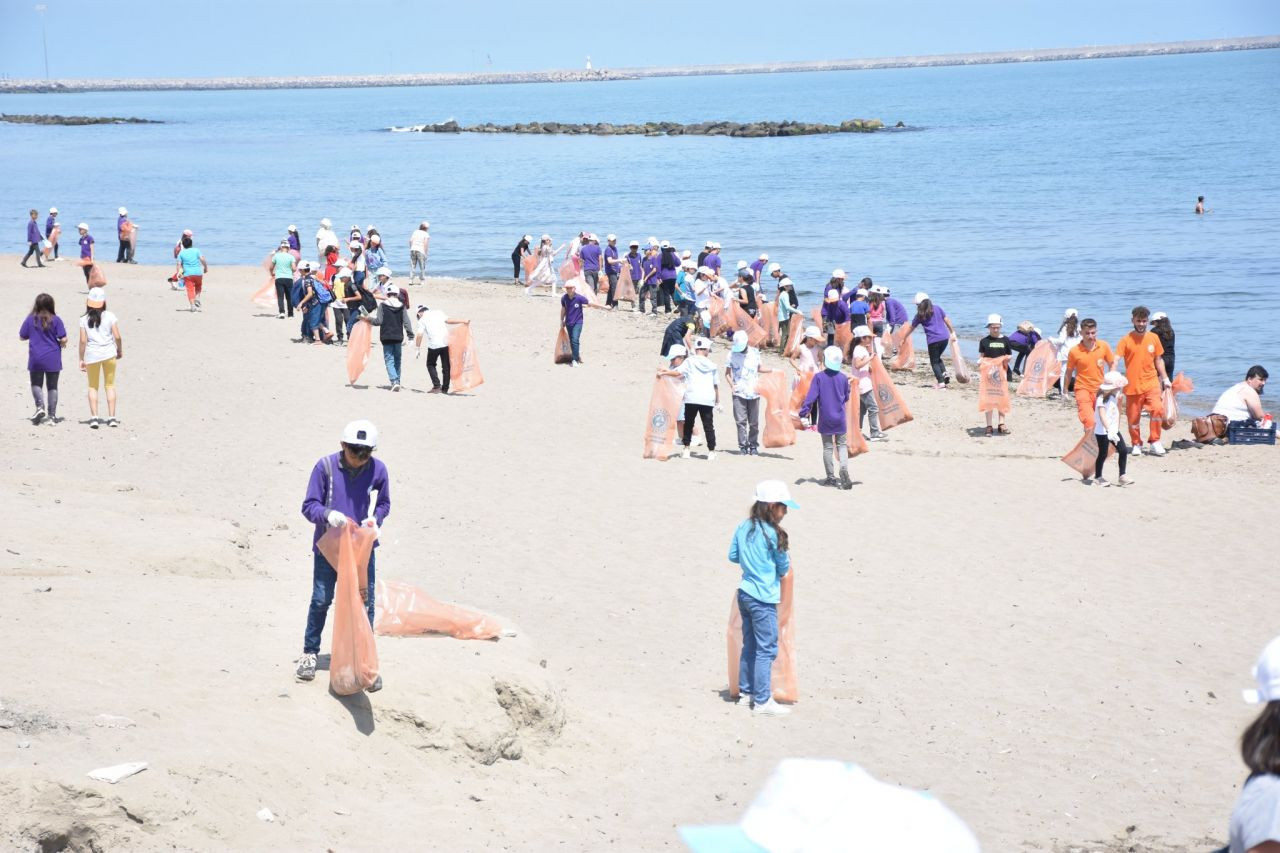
1, 35, 1276, 95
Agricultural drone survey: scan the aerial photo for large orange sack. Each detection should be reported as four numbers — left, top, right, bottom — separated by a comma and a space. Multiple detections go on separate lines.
708, 296, 733, 338
374, 579, 504, 640
978, 356, 1011, 413
521, 253, 536, 280
870, 356, 913, 431
727, 569, 797, 703
554, 326, 574, 364
1162, 372, 1194, 429
890, 324, 915, 371
448, 324, 484, 392
788, 371, 815, 429
614, 265, 637, 304
1015, 340, 1061, 397
950, 339, 970, 384
316, 524, 380, 695
642, 374, 685, 460
757, 372, 797, 449
558, 259, 578, 282
845, 377, 870, 458
730, 301, 768, 348
782, 316, 804, 357
759, 301, 780, 346
346, 320, 372, 385
1062, 432, 1114, 477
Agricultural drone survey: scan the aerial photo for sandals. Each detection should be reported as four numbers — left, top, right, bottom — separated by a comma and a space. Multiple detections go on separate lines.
984, 426, 994, 437
997, 425, 1011, 435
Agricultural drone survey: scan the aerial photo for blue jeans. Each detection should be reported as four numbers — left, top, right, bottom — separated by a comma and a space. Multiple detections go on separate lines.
303, 549, 376, 654
737, 589, 778, 705
382, 342, 403, 383
567, 323, 583, 362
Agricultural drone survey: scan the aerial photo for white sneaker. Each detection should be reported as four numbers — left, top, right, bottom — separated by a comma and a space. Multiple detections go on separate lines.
736, 694, 752, 708
1118, 475, 1134, 486
1095, 477, 1111, 487
752, 699, 791, 717
295, 652, 317, 682
680, 447, 691, 459
1147, 442, 1166, 456
707, 451, 716, 461
1131, 443, 1144, 456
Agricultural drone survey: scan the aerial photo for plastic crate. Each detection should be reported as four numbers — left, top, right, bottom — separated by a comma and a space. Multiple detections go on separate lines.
1228, 424, 1276, 446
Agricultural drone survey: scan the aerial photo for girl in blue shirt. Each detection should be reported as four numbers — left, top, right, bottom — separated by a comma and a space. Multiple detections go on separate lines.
729, 480, 796, 717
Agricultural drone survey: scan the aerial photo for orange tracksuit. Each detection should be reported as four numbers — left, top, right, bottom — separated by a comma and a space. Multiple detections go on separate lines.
1066, 340, 1114, 431
1115, 332, 1165, 443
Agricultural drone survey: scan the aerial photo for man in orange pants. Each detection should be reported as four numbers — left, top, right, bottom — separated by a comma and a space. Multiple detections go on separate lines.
1065, 318, 1114, 432
1115, 305, 1171, 456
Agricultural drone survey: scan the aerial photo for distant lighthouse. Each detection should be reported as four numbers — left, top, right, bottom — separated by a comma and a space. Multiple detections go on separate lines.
585, 55, 592, 71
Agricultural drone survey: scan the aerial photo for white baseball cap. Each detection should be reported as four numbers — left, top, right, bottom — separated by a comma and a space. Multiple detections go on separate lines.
753, 480, 799, 509
523, 234, 532, 242
320, 218, 332, 227
606, 233, 616, 241
335, 268, 353, 280
1063, 307, 1078, 318
710, 241, 721, 250
342, 419, 378, 448
85, 287, 106, 308
288, 225, 298, 232
914, 291, 929, 305
871, 284, 889, 295
823, 346, 843, 370
694, 336, 712, 351
349, 240, 362, 249
118, 207, 127, 215
758, 253, 769, 261
49, 206, 58, 213
853, 325, 872, 338
375, 267, 392, 278
767, 262, 781, 274
1151, 311, 1168, 321
778, 277, 793, 288
832, 268, 846, 279
77, 222, 89, 231
803, 325, 821, 340
697, 265, 715, 277
647, 236, 658, 247
1243, 635, 1280, 704
660, 240, 671, 249
855, 288, 868, 298
629, 239, 640, 247
682, 259, 697, 270
541, 233, 552, 241
298, 259, 313, 271
987, 314, 1002, 325
731, 330, 749, 352
666, 344, 687, 361
1099, 370, 1126, 393
736, 260, 749, 270
421, 221, 430, 229
587, 232, 598, 241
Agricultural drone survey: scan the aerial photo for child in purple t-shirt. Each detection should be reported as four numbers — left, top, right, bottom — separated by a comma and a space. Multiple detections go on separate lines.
909, 293, 958, 389
19, 293, 67, 423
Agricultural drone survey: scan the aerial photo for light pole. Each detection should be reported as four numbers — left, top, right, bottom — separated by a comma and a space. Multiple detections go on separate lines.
34, 4, 49, 80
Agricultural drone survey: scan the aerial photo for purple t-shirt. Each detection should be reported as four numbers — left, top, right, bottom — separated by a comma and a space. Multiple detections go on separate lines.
79, 234, 94, 258
603, 245, 621, 273
885, 297, 909, 326
20, 314, 67, 372
801, 369, 850, 435
579, 244, 602, 272
911, 305, 951, 344
626, 252, 642, 280
562, 292, 589, 326
705, 253, 722, 274
821, 300, 851, 326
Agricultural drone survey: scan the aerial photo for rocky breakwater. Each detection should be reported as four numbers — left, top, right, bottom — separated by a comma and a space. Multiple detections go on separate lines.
392, 118, 901, 137
1, 114, 162, 126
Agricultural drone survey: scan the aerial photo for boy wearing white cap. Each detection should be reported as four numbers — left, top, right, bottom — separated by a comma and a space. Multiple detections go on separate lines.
725, 330, 775, 455
603, 235, 622, 307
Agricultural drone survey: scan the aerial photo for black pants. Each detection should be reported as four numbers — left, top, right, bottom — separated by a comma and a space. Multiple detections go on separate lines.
605, 273, 619, 307
30, 369, 59, 415
511, 254, 521, 279
659, 280, 676, 313
117, 239, 129, 262
1095, 434, 1128, 478
927, 339, 949, 383
82, 264, 92, 283
639, 284, 657, 314
22, 243, 43, 266
1009, 342, 1030, 375
682, 403, 716, 450
275, 278, 294, 316
50, 237, 58, 259
584, 270, 599, 296
427, 346, 451, 391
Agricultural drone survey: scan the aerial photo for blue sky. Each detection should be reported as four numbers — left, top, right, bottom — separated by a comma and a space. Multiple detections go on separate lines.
0, 0, 1276, 79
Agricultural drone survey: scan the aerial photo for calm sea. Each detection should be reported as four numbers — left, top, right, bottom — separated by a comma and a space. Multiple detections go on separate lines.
2, 49, 1278, 401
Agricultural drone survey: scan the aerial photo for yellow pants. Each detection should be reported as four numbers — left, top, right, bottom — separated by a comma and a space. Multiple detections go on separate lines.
87, 358, 117, 389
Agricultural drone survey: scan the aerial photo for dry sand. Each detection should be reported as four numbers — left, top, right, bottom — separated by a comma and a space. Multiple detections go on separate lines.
1, 256, 1277, 852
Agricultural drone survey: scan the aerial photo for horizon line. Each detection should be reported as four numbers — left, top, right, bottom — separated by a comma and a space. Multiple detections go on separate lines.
2, 34, 1276, 94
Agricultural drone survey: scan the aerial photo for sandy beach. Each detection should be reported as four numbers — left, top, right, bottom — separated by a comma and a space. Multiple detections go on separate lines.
2, 256, 1277, 851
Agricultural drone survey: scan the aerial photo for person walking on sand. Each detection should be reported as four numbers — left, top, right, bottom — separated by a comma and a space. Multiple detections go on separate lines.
409, 222, 430, 285
294, 261, 335, 345
979, 314, 1013, 435
413, 303, 469, 394
729, 479, 796, 716
78, 287, 122, 429
1064, 318, 1115, 432
1223, 634, 1280, 852
639, 245, 661, 315
330, 269, 353, 344
76, 223, 95, 283
790, 325, 824, 431
909, 292, 958, 388
560, 279, 607, 366
511, 234, 532, 283
45, 207, 60, 260
850, 325, 885, 441
271, 241, 297, 319
1091, 371, 1132, 487
726, 330, 774, 455
579, 233, 602, 297
658, 336, 720, 460
20, 293, 67, 424
22, 209, 46, 268
115, 208, 132, 263
295, 419, 388, 691
174, 233, 208, 312
1115, 305, 1171, 456
362, 278, 414, 391
801, 346, 853, 489
603, 234, 622, 307
526, 234, 562, 296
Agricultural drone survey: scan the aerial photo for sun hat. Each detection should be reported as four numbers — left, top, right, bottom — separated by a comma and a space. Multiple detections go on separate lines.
914, 292, 929, 305
85, 287, 106, 309
758, 253, 769, 261
753, 480, 799, 509
832, 268, 846, 279
1151, 311, 1168, 321
779, 277, 793, 288
824, 290, 839, 303
667, 344, 687, 361
1099, 370, 1126, 392
731, 330, 749, 353
823, 346, 843, 370
341, 419, 378, 448
320, 218, 332, 227
853, 324, 872, 338
694, 336, 712, 351
49, 206, 58, 214
1243, 635, 1280, 704
118, 207, 127, 215
737, 260, 749, 270
375, 267, 392, 278
678, 759, 977, 853
1063, 307, 1078, 319
697, 265, 715, 277
77, 222, 89, 231
987, 314, 1002, 325
803, 325, 821, 340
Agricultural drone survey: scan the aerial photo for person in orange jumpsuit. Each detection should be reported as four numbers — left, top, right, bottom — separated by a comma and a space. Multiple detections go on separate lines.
1115, 305, 1171, 456
1064, 318, 1114, 432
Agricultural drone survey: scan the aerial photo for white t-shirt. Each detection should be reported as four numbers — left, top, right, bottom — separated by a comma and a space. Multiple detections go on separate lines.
1230, 774, 1280, 853
851, 344, 874, 394
1213, 382, 1256, 423
796, 343, 820, 374
727, 348, 761, 400
1094, 393, 1121, 438
677, 355, 719, 406
410, 230, 430, 254
80, 311, 118, 364
315, 228, 339, 251
415, 309, 450, 350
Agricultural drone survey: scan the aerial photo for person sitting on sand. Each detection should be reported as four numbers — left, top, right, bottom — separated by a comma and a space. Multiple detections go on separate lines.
801, 346, 853, 489
729, 480, 797, 717
1091, 371, 1132, 487
1224, 634, 1280, 852
1065, 318, 1114, 432
1211, 366, 1269, 429
296, 419, 387, 691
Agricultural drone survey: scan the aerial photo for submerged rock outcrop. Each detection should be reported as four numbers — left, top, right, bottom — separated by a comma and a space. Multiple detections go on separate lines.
0, 114, 162, 126
392, 118, 893, 137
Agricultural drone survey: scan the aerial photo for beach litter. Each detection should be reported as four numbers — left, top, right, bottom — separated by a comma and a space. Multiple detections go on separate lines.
87, 761, 147, 784
256, 807, 276, 822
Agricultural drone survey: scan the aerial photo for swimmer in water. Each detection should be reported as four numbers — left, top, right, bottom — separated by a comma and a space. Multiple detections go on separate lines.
1195, 195, 1205, 215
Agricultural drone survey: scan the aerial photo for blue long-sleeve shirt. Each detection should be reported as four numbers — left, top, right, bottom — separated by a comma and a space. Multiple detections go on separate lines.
301, 453, 391, 552
728, 518, 791, 604
801, 368, 850, 435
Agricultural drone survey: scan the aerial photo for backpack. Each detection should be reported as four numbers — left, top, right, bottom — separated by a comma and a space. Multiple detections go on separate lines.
315, 279, 334, 305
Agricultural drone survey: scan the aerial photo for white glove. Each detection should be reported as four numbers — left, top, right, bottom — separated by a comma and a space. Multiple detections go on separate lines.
362, 518, 380, 539
326, 510, 347, 528
415, 347, 422, 360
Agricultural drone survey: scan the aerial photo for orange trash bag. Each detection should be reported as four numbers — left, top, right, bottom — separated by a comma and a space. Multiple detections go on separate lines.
757, 372, 797, 449
870, 356, 913, 431
1161, 372, 1194, 429
879, 325, 891, 354
521, 253, 537, 281
978, 356, 1011, 413
614, 265, 638, 304
950, 339, 970, 384
727, 569, 797, 703
1015, 340, 1061, 397
316, 524, 380, 696
845, 377, 870, 458
554, 326, 574, 364
642, 374, 685, 460
788, 371, 815, 429
834, 323, 853, 363
782, 316, 804, 357
346, 320, 372, 385
890, 324, 915, 371
1062, 431, 1114, 477
87, 263, 108, 288
730, 301, 768, 348
708, 296, 733, 338
448, 323, 484, 392
251, 254, 276, 304
759, 301, 780, 346
374, 579, 504, 640
43, 225, 60, 259
558, 259, 577, 282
